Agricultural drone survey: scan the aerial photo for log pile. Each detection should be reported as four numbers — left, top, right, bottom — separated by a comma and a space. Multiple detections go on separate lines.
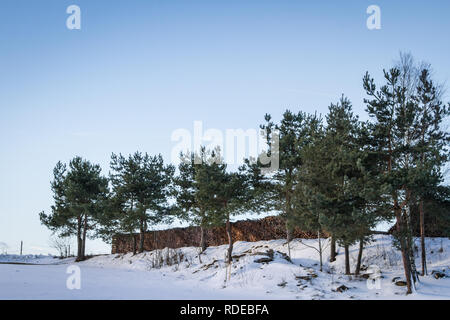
111, 216, 319, 254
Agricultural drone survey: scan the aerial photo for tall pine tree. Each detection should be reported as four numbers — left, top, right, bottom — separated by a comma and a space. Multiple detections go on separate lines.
174, 147, 223, 252
261, 111, 321, 257
413, 69, 449, 275
39, 157, 109, 261
109, 152, 175, 254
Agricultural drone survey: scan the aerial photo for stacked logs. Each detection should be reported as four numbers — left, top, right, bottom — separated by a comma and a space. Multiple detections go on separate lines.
111, 216, 319, 254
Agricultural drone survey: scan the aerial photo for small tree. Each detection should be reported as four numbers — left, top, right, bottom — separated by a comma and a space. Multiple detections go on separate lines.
39, 157, 109, 261
209, 148, 277, 265
49, 235, 72, 258
202, 166, 250, 264
0, 242, 8, 254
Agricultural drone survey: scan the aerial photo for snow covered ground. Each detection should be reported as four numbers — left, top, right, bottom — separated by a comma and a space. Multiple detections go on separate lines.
0, 235, 449, 300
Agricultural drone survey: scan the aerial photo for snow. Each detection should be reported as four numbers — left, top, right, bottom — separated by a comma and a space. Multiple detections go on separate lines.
0, 254, 72, 265
0, 235, 449, 300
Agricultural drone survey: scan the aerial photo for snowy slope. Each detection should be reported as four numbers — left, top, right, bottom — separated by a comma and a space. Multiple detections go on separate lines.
0, 235, 449, 299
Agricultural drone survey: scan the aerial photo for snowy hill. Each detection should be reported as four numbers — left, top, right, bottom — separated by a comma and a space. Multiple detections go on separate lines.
1, 235, 449, 299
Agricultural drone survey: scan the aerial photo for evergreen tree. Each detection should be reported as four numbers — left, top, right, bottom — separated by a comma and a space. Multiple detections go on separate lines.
240, 156, 276, 214
291, 115, 330, 271
39, 157, 109, 261
294, 98, 388, 274
364, 56, 449, 292
174, 147, 223, 252
175, 147, 260, 263
204, 167, 252, 264
323, 96, 364, 274
324, 97, 389, 275
261, 111, 321, 256
109, 152, 175, 254
364, 67, 421, 293
413, 69, 449, 275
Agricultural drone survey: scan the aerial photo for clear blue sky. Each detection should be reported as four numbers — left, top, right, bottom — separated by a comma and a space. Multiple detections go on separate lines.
1, 0, 449, 255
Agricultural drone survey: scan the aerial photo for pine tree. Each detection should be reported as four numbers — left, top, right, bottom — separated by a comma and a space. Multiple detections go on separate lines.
210, 169, 251, 264
392, 53, 449, 278
364, 55, 450, 292
174, 147, 223, 252
413, 69, 449, 275
363, 67, 421, 293
240, 156, 275, 214
39, 157, 109, 261
177, 147, 255, 263
323, 96, 363, 274
261, 111, 321, 256
294, 97, 387, 274
109, 152, 175, 254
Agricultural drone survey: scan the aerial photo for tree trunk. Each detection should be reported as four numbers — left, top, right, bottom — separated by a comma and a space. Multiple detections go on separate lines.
394, 203, 413, 294
318, 230, 323, 272
285, 189, 293, 258
330, 236, 337, 262
344, 244, 350, 275
386, 130, 412, 293
355, 238, 364, 275
76, 216, 82, 261
200, 226, 207, 253
405, 240, 417, 291
139, 220, 145, 253
132, 235, 137, 255
129, 199, 136, 255
286, 220, 292, 258
419, 200, 427, 276
419, 121, 427, 277
139, 232, 145, 253
226, 218, 233, 264
76, 236, 82, 261
80, 215, 87, 261
405, 203, 418, 285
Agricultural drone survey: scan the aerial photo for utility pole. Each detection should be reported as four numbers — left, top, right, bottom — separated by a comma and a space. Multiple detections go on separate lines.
20, 241, 23, 256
